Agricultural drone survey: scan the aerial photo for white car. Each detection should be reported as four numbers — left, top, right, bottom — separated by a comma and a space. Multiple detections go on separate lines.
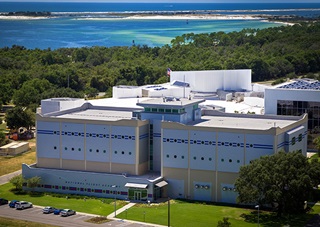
43, 206, 55, 214
15, 201, 33, 210
60, 209, 76, 217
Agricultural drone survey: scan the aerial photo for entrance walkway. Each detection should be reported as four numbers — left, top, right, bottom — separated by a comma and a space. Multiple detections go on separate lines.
107, 202, 136, 219
107, 202, 166, 227
0, 170, 21, 185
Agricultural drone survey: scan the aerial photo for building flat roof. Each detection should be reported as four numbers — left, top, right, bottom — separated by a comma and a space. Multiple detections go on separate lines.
55, 109, 133, 121
189, 114, 299, 130
137, 97, 204, 107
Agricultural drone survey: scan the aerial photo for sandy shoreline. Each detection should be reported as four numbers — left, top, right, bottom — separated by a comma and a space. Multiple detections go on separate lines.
0, 14, 296, 26
0, 15, 51, 20
0, 14, 264, 20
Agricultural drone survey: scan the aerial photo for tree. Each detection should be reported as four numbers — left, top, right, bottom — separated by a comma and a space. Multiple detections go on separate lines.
27, 176, 41, 192
313, 136, 320, 154
12, 78, 52, 107
5, 106, 35, 130
10, 175, 24, 191
235, 151, 320, 216
217, 217, 231, 227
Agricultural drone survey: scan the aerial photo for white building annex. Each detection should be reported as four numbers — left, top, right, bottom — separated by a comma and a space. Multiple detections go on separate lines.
22, 70, 308, 204
265, 78, 320, 134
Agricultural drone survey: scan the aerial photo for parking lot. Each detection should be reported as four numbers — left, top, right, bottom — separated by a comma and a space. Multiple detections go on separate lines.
0, 204, 160, 227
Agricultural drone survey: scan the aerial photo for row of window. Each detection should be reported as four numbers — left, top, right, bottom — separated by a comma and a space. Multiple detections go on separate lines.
291, 134, 303, 145
53, 146, 132, 155
24, 183, 125, 194
50, 131, 135, 140
65, 181, 120, 188
163, 138, 256, 148
165, 154, 240, 163
144, 107, 184, 114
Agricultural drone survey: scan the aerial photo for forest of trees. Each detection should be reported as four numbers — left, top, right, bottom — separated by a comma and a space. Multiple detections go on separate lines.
0, 21, 319, 110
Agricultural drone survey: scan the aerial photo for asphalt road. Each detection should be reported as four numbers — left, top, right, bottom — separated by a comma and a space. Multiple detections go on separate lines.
0, 204, 159, 227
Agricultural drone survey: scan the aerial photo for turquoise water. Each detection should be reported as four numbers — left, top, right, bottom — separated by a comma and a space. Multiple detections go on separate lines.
0, 2, 319, 49
0, 18, 283, 49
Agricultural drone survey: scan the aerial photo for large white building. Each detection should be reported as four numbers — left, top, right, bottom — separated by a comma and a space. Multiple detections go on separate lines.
22, 70, 309, 203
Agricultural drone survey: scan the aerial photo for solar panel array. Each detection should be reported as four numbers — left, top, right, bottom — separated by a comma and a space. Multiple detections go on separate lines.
277, 79, 320, 90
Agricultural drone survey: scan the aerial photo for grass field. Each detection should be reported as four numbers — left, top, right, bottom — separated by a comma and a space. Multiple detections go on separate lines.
0, 148, 36, 176
1, 182, 320, 226
0, 216, 58, 227
116, 200, 320, 227
0, 183, 125, 217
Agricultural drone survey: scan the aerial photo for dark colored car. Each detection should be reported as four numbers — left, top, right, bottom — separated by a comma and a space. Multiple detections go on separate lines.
54, 208, 63, 215
43, 206, 55, 214
9, 200, 19, 208
0, 198, 8, 205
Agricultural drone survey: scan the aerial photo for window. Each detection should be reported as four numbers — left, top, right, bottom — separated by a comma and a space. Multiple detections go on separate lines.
298, 134, 302, 142
291, 137, 296, 145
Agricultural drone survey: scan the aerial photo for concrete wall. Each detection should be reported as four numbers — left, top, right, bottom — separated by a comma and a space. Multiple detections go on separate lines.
171, 70, 252, 92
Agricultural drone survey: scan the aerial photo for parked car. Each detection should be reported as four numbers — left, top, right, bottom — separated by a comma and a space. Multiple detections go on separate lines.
43, 206, 55, 214
0, 198, 8, 205
53, 208, 63, 215
15, 201, 33, 210
60, 209, 76, 217
9, 200, 19, 208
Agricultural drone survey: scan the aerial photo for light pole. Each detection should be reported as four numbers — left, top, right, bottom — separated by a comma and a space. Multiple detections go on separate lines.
112, 185, 117, 218
255, 205, 260, 227
168, 197, 170, 227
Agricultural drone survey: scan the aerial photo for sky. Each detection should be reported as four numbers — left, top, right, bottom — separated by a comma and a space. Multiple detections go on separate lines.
0, 0, 319, 2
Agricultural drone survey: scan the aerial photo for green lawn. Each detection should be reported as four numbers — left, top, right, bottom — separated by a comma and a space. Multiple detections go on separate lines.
0, 183, 124, 216
1, 182, 320, 226
117, 200, 320, 227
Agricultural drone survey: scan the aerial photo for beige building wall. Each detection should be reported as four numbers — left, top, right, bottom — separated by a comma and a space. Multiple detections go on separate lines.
86, 161, 109, 172
111, 163, 135, 175
190, 169, 216, 201
37, 158, 60, 169
62, 160, 85, 171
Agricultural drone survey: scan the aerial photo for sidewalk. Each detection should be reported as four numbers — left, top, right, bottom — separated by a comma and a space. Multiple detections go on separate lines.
0, 170, 21, 185
107, 202, 166, 227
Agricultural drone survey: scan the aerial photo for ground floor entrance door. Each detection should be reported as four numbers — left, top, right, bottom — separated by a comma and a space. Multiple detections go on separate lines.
134, 191, 141, 201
